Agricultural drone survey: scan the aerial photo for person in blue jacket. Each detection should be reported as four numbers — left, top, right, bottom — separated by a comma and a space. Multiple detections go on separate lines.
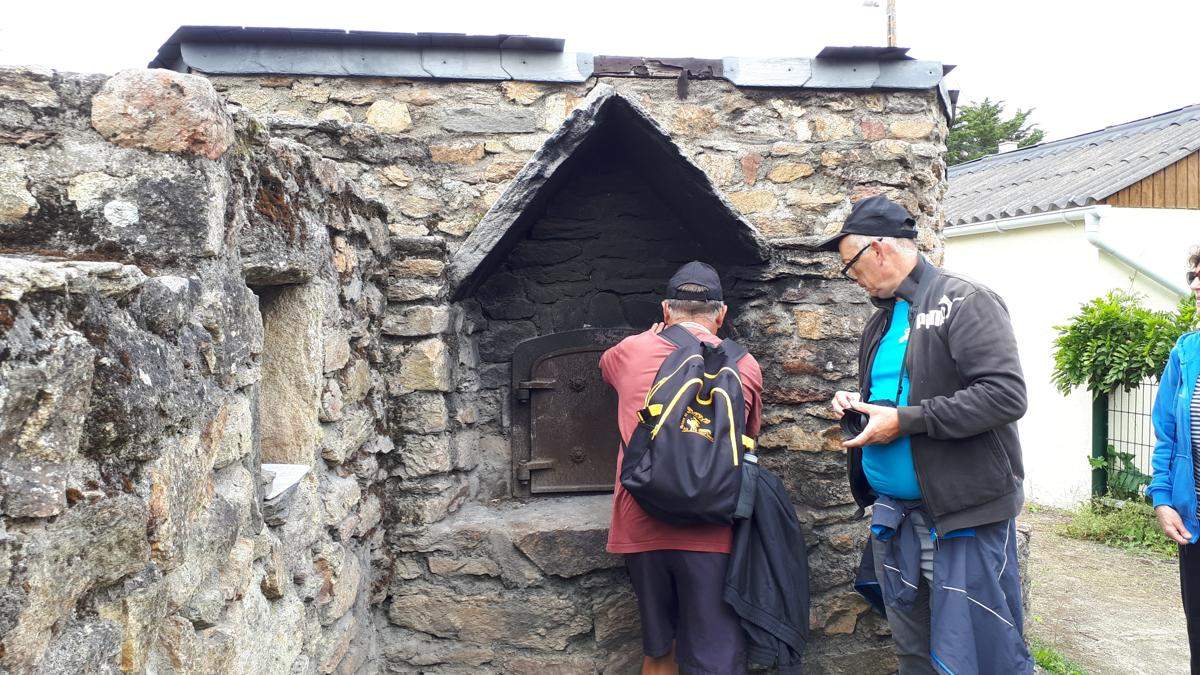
1150, 247, 1200, 673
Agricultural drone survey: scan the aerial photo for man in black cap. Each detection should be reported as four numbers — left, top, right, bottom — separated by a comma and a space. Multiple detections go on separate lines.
600, 261, 763, 674
815, 196, 1033, 674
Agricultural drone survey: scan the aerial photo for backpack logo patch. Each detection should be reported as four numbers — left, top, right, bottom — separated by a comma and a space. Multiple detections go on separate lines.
680, 406, 714, 442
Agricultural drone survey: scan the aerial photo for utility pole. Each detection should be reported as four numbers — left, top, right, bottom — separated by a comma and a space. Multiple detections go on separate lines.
864, 0, 897, 46
887, 0, 897, 47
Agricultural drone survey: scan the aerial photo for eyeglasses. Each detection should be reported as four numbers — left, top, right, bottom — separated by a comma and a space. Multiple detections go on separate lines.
840, 238, 882, 281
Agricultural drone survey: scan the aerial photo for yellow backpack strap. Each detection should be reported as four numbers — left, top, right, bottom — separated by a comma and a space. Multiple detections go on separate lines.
637, 404, 665, 424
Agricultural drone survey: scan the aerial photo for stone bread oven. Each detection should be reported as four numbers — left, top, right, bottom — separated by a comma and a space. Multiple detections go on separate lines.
0, 33, 957, 673
450, 85, 770, 497
368, 72, 944, 669
380, 86, 778, 671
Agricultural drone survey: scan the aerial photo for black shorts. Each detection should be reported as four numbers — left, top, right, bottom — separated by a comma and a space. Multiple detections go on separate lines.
625, 550, 747, 675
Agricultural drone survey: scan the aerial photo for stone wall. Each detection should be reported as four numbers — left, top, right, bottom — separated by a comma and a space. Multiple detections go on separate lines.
0, 61, 952, 674
214, 71, 949, 673
0, 67, 392, 672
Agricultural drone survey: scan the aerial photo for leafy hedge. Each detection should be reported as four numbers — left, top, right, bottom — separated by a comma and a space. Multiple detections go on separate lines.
1051, 291, 1196, 396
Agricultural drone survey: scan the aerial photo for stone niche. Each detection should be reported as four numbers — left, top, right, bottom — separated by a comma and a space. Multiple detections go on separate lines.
452, 85, 770, 498
255, 282, 324, 467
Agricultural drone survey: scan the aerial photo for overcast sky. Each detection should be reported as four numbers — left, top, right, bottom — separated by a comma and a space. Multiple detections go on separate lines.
4, 0, 1198, 142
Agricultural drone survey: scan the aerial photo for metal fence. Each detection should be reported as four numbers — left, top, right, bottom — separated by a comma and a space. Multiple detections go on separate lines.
1093, 379, 1159, 496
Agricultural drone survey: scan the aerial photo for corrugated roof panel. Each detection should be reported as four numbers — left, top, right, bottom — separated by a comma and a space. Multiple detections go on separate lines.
946, 103, 1200, 225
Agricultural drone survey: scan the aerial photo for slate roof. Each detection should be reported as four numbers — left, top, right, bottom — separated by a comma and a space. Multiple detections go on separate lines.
945, 103, 1200, 226
149, 26, 566, 70
146, 26, 950, 111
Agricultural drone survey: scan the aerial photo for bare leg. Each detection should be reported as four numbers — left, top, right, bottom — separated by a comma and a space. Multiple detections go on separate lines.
642, 643, 679, 675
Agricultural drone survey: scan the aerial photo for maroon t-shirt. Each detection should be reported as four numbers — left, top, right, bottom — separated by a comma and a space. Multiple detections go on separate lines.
599, 325, 763, 554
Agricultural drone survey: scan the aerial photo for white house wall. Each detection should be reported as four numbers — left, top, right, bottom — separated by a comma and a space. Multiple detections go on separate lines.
945, 220, 1097, 506
1091, 207, 1200, 310
944, 208, 1198, 507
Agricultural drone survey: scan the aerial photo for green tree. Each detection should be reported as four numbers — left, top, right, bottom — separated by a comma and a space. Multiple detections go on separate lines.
1051, 290, 1197, 397
947, 98, 1046, 165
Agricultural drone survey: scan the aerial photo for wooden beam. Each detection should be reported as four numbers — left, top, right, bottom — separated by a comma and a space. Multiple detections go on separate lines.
1190, 152, 1200, 209
1187, 152, 1194, 208
1181, 152, 1191, 208
1166, 161, 1178, 208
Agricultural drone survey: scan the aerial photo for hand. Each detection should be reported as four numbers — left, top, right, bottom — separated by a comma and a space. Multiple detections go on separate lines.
841, 402, 901, 449
1156, 505, 1193, 545
649, 322, 665, 335
831, 391, 862, 418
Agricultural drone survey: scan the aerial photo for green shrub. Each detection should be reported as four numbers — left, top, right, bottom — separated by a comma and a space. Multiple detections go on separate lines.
1029, 637, 1088, 674
1087, 444, 1151, 500
1051, 291, 1195, 396
1059, 497, 1177, 559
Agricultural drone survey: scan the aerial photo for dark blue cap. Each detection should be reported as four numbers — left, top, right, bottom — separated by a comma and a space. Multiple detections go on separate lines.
813, 195, 917, 251
667, 261, 723, 301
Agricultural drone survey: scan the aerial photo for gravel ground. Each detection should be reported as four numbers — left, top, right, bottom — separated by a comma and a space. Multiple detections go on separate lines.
1020, 506, 1189, 674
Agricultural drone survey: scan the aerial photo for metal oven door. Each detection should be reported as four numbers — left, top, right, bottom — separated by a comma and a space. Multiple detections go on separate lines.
512, 328, 635, 494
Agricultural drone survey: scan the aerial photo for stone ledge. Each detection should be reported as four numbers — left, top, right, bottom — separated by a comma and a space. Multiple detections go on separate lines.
399, 494, 621, 579
387, 495, 640, 660
0, 255, 146, 301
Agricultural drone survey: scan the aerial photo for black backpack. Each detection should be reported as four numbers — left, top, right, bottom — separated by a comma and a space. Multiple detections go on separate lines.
620, 324, 758, 526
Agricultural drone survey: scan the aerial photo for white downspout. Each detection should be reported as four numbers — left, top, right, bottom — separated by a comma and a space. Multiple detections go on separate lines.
1083, 209, 1189, 297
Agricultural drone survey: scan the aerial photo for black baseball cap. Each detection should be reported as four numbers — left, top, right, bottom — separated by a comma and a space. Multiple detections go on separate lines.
667, 261, 723, 301
812, 195, 917, 252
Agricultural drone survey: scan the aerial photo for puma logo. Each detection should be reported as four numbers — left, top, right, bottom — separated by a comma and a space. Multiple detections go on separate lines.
915, 294, 965, 329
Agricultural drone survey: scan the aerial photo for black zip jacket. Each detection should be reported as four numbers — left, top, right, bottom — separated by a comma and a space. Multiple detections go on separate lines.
849, 256, 1027, 534
724, 462, 809, 674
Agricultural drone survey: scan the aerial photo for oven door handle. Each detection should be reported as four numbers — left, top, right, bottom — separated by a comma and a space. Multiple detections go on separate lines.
518, 459, 556, 480
516, 378, 557, 402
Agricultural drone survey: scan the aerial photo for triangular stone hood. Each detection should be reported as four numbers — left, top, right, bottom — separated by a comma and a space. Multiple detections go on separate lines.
448, 84, 771, 300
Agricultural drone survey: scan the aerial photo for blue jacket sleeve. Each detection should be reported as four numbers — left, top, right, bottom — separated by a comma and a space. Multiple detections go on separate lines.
1148, 343, 1183, 508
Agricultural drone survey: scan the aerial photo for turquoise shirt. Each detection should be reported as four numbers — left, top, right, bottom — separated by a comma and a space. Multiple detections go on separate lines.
862, 300, 922, 500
